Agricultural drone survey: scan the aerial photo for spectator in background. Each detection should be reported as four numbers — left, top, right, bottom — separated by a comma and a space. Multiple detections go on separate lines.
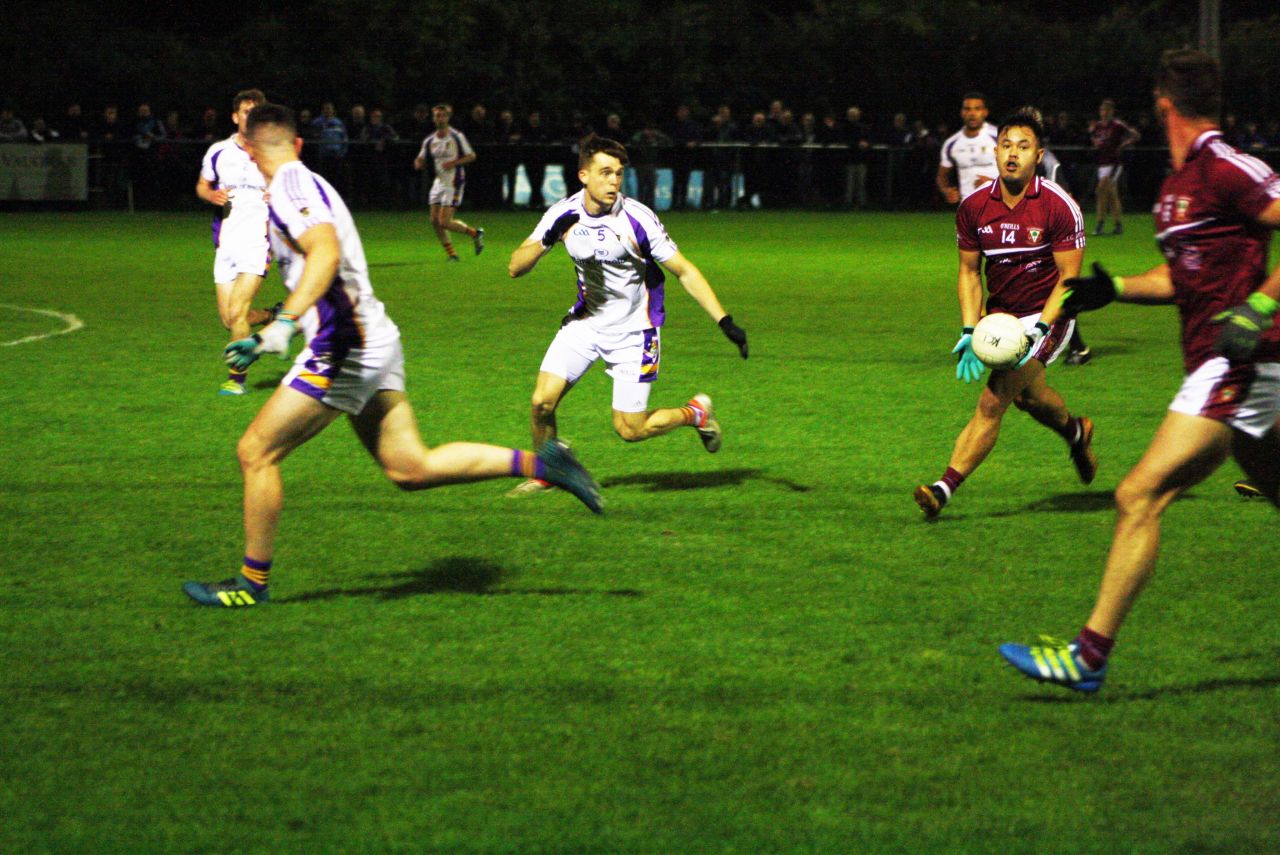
94, 105, 126, 204
628, 117, 673, 209
766, 99, 785, 135
1266, 120, 1280, 148
403, 104, 433, 206
739, 110, 777, 208
604, 113, 626, 140
348, 104, 368, 141
157, 110, 187, 190
461, 104, 502, 207
842, 106, 872, 208
707, 104, 739, 209
1221, 113, 1242, 147
130, 103, 166, 206
0, 109, 29, 142
60, 103, 89, 141
1240, 120, 1268, 151
775, 109, 803, 205
561, 111, 594, 197
797, 112, 820, 205
361, 107, 399, 205
669, 104, 701, 209
197, 107, 219, 142
311, 101, 348, 191
347, 104, 371, 206
521, 110, 551, 209
29, 117, 58, 144
496, 109, 520, 207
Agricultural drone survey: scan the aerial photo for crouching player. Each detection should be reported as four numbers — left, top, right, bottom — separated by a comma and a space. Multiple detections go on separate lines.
1000, 49, 1280, 692
184, 104, 601, 608
914, 108, 1096, 519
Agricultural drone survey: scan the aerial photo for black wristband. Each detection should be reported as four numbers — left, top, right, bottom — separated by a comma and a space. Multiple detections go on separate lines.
962, 326, 974, 335
1034, 321, 1049, 334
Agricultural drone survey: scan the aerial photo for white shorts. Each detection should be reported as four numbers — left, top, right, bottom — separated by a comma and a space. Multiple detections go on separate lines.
214, 241, 270, 284
1096, 165, 1122, 182
283, 337, 407, 415
540, 320, 661, 413
1169, 357, 1280, 438
1017, 312, 1074, 367
429, 178, 464, 208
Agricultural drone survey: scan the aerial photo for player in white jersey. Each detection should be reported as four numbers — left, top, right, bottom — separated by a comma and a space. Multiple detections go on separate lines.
196, 89, 279, 396
936, 92, 999, 204
182, 104, 602, 608
413, 103, 484, 262
505, 134, 749, 496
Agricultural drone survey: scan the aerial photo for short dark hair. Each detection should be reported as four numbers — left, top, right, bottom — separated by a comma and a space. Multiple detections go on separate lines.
998, 106, 1045, 146
245, 103, 297, 138
962, 91, 987, 106
578, 133, 629, 169
1155, 48, 1221, 121
433, 103, 452, 114
233, 88, 266, 113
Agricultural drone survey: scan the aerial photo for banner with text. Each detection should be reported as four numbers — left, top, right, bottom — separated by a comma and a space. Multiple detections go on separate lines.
0, 145, 88, 201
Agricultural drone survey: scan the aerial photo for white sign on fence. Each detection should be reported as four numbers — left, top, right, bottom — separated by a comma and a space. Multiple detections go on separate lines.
0, 144, 88, 201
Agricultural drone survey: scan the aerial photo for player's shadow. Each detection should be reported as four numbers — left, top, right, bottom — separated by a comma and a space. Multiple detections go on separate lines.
601, 468, 811, 493
277, 556, 644, 603
1018, 673, 1280, 704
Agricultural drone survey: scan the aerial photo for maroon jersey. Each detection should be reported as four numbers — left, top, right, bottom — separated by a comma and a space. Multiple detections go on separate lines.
1090, 119, 1134, 166
957, 176, 1086, 317
1154, 130, 1280, 372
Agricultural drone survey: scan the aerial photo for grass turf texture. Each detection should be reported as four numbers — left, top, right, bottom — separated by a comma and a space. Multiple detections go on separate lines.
2, 210, 1277, 853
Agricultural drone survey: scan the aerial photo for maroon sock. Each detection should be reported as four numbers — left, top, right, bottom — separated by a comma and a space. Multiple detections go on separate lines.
1074, 626, 1114, 671
934, 467, 966, 501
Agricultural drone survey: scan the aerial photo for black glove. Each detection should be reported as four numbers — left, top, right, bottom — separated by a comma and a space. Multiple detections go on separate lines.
1212, 292, 1279, 362
1060, 262, 1122, 316
540, 212, 580, 247
719, 315, 748, 359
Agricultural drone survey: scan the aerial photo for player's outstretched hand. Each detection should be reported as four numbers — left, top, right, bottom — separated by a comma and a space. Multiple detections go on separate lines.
541, 212, 580, 247
719, 315, 748, 359
1060, 262, 1122, 316
1015, 321, 1050, 369
224, 316, 298, 371
1212, 292, 1279, 361
953, 328, 985, 383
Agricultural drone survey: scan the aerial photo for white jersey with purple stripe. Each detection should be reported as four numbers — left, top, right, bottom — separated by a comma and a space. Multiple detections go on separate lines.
940, 123, 999, 199
418, 127, 473, 189
530, 191, 677, 333
200, 134, 268, 249
266, 160, 398, 357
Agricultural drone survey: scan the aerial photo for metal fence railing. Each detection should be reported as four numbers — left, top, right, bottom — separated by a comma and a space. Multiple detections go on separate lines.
10, 140, 1280, 213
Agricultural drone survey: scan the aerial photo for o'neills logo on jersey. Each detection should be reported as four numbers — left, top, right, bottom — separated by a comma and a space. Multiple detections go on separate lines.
1028, 228, 1042, 242
1175, 197, 1191, 222
978, 226, 993, 235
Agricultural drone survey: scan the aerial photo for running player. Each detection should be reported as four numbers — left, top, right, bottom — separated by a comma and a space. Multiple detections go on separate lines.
183, 104, 601, 608
915, 107, 1096, 520
1000, 49, 1280, 692
413, 103, 484, 262
196, 88, 278, 395
1088, 98, 1141, 236
505, 133, 749, 496
936, 92, 998, 204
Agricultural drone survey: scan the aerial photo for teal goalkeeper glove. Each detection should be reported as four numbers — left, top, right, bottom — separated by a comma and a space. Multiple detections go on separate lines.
1014, 321, 1050, 369
224, 315, 297, 371
1212, 291, 1279, 362
1060, 263, 1123, 316
953, 328, 986, 384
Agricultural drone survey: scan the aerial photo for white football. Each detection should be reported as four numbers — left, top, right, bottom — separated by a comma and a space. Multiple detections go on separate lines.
971, 313, 1029, 369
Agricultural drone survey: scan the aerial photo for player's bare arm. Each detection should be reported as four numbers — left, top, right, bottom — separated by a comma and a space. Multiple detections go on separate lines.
936, 164, 960, 205
508, 238, 550, 278
661, 251, 727, 322
441, 152, 477, 170
1040, 248, 1085, 326
196, 175, 229, 206
1115, 263, 1176, 304
281, 223, 341, 315
956, 249, 984, 326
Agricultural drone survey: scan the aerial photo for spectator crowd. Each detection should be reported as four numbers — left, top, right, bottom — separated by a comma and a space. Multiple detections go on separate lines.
5, 99, 1280, 210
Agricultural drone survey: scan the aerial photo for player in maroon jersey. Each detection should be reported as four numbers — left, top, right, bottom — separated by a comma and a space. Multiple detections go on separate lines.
914, 107, 1097, 520
1088, 99, 1141, 237
1000, 49, 1280, 693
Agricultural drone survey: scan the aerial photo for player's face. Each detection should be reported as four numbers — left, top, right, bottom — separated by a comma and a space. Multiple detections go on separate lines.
579, 152, 625, 211
1099, 102, 1114, 121
961, 99, 987, 131
997, 125, 1043, 188
234, 101, 261, 136
433, 108, 451, 129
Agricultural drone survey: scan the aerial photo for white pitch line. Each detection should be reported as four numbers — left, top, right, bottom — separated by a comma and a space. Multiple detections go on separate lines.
0, 304, 85, 347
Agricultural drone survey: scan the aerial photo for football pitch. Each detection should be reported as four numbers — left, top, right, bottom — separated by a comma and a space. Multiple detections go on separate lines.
2, 209, 1277, 853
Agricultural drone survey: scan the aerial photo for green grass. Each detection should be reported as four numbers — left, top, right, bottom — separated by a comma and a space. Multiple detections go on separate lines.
1, 210, 1277, 853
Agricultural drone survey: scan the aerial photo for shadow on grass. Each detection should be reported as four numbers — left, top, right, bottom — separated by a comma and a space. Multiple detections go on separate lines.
367, 261, 428, 269
1018, 673, 1280, 703
276, 556, 643, 604
601, 467, 811, 493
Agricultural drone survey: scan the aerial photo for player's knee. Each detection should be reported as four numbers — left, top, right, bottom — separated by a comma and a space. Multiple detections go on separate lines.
612, 418, 647, 442
1113, 475, 1158, 518
237, 432, 269, 472
531, 396, 558, 423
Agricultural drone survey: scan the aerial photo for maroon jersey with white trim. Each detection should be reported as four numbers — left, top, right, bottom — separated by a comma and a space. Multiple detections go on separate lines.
1154, 130, 1280, 372
957, 176, 1085, 317
1090, 119, 1134, 166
